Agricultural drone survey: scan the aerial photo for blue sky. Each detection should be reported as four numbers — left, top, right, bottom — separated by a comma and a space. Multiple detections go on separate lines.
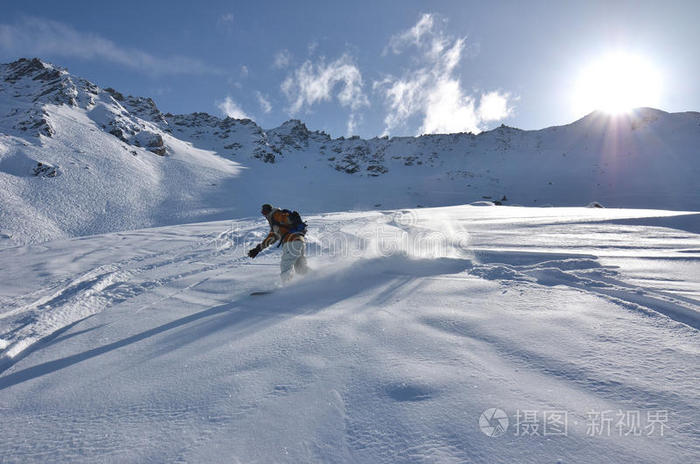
1, 0, 699, 138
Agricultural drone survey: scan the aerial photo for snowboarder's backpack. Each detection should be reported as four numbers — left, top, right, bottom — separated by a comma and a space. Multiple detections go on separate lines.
272, 209, 307, 247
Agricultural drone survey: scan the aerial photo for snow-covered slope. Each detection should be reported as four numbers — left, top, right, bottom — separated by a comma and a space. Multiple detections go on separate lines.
0, 205, 698, 462
0, 58, 242, 245
1, 57, 700, 248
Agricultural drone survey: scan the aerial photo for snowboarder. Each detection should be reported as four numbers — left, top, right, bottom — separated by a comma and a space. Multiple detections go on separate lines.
248, 204, 309, 283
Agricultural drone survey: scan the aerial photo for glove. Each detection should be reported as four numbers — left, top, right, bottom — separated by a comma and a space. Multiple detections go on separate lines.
248, 244, 262, 258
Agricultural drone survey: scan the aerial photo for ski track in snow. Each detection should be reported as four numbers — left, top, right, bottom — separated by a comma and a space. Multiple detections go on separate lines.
0, 222, 259, 368
0, 206, 698, 463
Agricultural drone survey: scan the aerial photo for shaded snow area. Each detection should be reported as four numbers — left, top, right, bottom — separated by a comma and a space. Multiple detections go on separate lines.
1, 205, 698, 463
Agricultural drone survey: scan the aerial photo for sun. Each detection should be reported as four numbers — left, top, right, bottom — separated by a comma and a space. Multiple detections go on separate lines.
573, 52, 662, 116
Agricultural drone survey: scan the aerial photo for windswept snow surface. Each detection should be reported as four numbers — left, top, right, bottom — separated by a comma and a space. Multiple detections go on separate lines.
0, 205, 699, 463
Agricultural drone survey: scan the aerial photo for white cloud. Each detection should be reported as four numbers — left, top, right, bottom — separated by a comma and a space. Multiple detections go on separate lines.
217, 97, 250, 119
281, 54, 368, 113
240, 65, 249, 78
373, 76, 425, 132
273, 49, 291, 69
346, 113, 363, 136
376, 14, 514, 135
281, 53, 369, 135
386, 13, 436, 54
256, 91, 272, 114
0, 16, 220, 76
219, 13, 234, 23
478, 91, 513, 122
421, 79, 480, 134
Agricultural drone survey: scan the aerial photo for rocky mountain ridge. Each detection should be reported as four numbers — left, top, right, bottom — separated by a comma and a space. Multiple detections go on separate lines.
1, 57, 699, 246
0, 58, 529, 176
6, 58, 698, 184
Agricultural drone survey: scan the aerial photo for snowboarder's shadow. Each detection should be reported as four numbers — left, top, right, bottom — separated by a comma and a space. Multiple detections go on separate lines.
252, 254, 473, 312
0, 302, 238, 390
134, 254, 476, 358
0, 255, 473, 390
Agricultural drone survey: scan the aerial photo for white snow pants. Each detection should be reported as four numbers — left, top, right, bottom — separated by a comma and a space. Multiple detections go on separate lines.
280, 239, 308, 283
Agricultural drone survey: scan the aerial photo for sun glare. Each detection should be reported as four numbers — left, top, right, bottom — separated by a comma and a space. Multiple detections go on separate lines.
573, 52, 662, 116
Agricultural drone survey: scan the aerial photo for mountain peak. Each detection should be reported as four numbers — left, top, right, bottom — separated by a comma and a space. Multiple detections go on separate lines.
281, 118, 305, 126
3, 57, 63, 84
274, 119, 309, 132
6, 57, 52, 70
0, 57, 98, 110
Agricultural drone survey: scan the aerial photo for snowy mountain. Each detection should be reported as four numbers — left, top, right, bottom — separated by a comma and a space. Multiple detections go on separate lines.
1, 57, 699, 247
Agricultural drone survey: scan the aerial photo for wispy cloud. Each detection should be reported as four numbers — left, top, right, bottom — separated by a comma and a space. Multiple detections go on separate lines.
273, 49, 291, 69
375, 13, 513, 135
255, 91, 272, 114
0, 16, 221, 76
281, 53, 369, 134
217, 96, 250, 119
385, 13, 437, 55
346, 113, 363, 136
